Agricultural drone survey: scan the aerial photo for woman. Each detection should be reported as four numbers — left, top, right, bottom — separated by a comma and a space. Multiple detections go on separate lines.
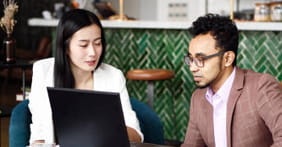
28, 9, 143, 145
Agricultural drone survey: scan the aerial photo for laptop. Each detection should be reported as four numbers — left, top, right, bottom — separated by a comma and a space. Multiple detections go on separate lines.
47, 87, 130, 147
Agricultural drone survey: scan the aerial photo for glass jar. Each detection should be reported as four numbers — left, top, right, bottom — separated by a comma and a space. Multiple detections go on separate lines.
270, 0, 282, 21
254, 0, 271, 21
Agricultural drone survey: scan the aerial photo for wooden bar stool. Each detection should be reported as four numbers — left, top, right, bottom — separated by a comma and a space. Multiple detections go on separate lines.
126, 69, 174, 109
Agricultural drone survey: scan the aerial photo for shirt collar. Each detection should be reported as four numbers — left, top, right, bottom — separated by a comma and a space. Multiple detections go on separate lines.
206, 68, 236, 104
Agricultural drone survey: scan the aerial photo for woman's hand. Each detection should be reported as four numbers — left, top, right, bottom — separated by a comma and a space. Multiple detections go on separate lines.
31, 140, 45, 146
126, 127, 141, 142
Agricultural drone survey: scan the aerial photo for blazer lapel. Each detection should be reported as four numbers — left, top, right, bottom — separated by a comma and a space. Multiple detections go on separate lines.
206, 99, 215, 147
198, 89, 216, 147
226, 67, 244, 147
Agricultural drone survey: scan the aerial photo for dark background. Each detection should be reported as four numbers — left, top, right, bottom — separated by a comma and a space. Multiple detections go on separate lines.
0, 0, 70, 52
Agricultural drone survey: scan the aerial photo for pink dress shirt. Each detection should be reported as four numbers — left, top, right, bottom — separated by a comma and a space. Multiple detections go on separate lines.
205, 68, 236, 147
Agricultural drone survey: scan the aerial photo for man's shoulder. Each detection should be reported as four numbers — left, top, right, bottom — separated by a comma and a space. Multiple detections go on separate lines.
239, 68, 277, 82
234, 67, 279, 95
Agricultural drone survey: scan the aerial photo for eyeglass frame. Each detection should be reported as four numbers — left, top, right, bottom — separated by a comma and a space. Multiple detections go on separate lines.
184, 50, 226, 67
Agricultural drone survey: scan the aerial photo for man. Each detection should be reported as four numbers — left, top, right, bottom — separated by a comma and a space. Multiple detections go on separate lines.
181, 14, 282, 147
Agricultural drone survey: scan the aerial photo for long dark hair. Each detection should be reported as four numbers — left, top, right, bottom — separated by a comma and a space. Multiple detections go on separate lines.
54, 9, 106, 88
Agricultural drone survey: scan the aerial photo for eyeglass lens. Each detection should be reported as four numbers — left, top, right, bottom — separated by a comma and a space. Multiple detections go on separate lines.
184, 56, 204, 67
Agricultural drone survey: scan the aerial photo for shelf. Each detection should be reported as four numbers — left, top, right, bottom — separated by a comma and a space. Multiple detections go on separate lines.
28, 18, 282, 31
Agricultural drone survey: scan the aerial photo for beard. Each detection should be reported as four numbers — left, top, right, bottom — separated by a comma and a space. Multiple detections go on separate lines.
196, 83, 209, 89
194, 60, 223, 89
193, 80, 209, 89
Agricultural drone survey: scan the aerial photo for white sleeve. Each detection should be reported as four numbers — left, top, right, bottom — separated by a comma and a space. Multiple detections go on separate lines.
28, 61, 55, 144
117, 70, 144, 142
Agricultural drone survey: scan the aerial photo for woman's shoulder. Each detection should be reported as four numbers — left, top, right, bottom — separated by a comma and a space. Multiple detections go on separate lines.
33, 57, 54, 66
33, 57, 54, 72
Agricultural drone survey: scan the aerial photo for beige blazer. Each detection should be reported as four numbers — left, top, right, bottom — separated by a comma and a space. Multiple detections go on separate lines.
28, 58, 143, 144
182, 67, 282, 147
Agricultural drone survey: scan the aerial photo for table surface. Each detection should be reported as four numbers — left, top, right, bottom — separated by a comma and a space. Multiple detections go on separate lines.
0, 106, 13, 117
0, 60, 33, 69
27, 143, 174, 147
0, 59, 34, 99
130, 142, 174, 147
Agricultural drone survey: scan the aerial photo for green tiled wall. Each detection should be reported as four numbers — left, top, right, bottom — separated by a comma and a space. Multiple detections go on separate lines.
104, 29, 282, 141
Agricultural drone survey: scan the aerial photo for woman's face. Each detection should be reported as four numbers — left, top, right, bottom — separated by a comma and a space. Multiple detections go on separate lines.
68, 24, 103, 73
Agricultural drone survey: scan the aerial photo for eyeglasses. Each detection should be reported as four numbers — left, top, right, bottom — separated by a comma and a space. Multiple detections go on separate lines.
184, 50, 226, 67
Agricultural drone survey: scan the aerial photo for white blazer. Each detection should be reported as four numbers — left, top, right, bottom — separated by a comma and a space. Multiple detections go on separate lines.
28, 58, 143, 144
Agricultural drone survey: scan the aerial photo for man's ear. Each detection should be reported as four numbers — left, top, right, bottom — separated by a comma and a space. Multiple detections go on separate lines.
224, 51, 235, 67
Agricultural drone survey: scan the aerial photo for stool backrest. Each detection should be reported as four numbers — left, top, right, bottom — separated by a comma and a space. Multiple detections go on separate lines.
9, 100, 31, 147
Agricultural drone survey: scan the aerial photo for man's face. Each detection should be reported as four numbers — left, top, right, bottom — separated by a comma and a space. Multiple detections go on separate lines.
188, 33, 224, 88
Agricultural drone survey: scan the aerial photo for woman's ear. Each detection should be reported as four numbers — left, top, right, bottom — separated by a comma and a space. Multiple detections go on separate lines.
224, 51, 235, 67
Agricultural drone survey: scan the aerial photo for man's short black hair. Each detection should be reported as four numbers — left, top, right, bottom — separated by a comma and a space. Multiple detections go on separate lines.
189, 14, 239, 66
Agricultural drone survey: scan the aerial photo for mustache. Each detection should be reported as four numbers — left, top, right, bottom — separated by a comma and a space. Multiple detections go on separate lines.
192, 73, 203, 77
